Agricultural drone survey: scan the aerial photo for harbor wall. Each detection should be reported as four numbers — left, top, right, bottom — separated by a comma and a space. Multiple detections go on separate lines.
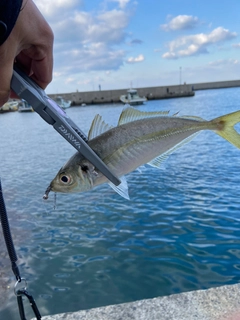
35, 283, 240, 320
48, 79, 240, 106
192, 79, 240, 90
49, 83, 194, 105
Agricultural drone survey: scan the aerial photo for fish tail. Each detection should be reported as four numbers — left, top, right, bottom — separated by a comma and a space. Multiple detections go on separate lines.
211, 110, 240, 149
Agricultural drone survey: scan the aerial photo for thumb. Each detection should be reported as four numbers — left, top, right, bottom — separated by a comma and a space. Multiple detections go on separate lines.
0, 60, 14, 106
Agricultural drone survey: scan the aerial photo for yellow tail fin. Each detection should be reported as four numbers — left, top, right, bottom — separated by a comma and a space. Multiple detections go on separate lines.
212, 110, 240, 149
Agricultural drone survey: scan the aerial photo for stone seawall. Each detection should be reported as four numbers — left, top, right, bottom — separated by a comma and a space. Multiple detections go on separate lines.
33, 283, 240, 320
49, 83, 194, 106
48, 79, 240, 106
192, 79, 240, 91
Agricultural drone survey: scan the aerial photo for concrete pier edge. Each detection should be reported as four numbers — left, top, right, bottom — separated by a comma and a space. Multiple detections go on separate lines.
35, 283, 240, 320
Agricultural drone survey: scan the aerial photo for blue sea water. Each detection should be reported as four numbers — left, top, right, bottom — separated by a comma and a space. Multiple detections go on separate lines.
0, 88, 240, 319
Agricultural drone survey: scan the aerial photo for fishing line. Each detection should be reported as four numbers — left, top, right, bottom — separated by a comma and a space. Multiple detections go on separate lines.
0, 179, 41, 320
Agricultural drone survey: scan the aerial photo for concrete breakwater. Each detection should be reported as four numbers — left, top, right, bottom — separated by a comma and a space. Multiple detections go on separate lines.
34, 283, 240, 320
49, 79, 240, 106
49, 83, 194, 106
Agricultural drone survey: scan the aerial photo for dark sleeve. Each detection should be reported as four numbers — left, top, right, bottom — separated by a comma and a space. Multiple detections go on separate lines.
0, 0, 23, 45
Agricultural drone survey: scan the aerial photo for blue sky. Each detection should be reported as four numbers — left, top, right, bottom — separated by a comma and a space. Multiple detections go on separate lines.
34, 0, 240, 94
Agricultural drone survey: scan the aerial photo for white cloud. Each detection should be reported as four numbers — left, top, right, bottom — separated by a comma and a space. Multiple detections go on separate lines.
34, 0, 134, 75
91, 9, 130, 43
54, 43, 125, 74
208, 59, 239, 67
34, 0, 80, 19
65, 77, 75, 84
126, 54, 145, 63
162, 27, 237, 59
53, 71, 63, 78
50, 9, 130, 45
161, 15, 199, 31
110, 0, 130, 9
232, 43, 240, 48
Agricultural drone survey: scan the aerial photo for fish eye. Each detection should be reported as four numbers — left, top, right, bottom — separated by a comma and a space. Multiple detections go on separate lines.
60, 174, 71, 184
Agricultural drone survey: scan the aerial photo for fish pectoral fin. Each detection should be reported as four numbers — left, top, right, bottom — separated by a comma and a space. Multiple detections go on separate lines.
148, 132, 200, 168
88, 114, 114, 139
109, 176, 130, 200
118, 106, 170, 126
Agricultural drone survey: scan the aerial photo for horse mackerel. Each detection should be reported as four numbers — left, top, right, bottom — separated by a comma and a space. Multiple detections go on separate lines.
44, 107, 240, 200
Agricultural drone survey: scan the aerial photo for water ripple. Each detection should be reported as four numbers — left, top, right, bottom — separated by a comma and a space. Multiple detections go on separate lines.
1, 91, 240, 319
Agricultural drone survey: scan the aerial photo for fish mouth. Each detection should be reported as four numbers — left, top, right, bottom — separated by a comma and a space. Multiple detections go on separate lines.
43, 185, 52, 200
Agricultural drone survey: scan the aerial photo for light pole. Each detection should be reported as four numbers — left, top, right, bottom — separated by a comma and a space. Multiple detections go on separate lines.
179, 66, 182, 85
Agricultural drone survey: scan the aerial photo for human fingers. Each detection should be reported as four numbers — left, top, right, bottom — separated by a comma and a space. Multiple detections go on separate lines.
15, 0, 54, 89
0, 43, 17, 106
0, 0, 54, 107
16, 43, 53, 89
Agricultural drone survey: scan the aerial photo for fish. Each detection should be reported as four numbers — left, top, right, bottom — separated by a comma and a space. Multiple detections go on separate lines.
43, 106, 240, 200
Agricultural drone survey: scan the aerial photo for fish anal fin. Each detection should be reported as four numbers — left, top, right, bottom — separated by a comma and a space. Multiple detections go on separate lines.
148, 154, 170, 168
148, 132, 200, 168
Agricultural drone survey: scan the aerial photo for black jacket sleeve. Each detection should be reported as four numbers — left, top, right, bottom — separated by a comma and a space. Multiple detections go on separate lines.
0, 0, 23, 45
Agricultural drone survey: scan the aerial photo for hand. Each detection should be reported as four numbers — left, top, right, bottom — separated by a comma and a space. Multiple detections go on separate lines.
0, 0, 54, 107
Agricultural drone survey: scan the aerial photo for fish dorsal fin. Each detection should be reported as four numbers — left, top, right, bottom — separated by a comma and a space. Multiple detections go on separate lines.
118, 106, 170, 126
148, 132, 200, 168
108, 176, 130, 200
88, 114, 114, 139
